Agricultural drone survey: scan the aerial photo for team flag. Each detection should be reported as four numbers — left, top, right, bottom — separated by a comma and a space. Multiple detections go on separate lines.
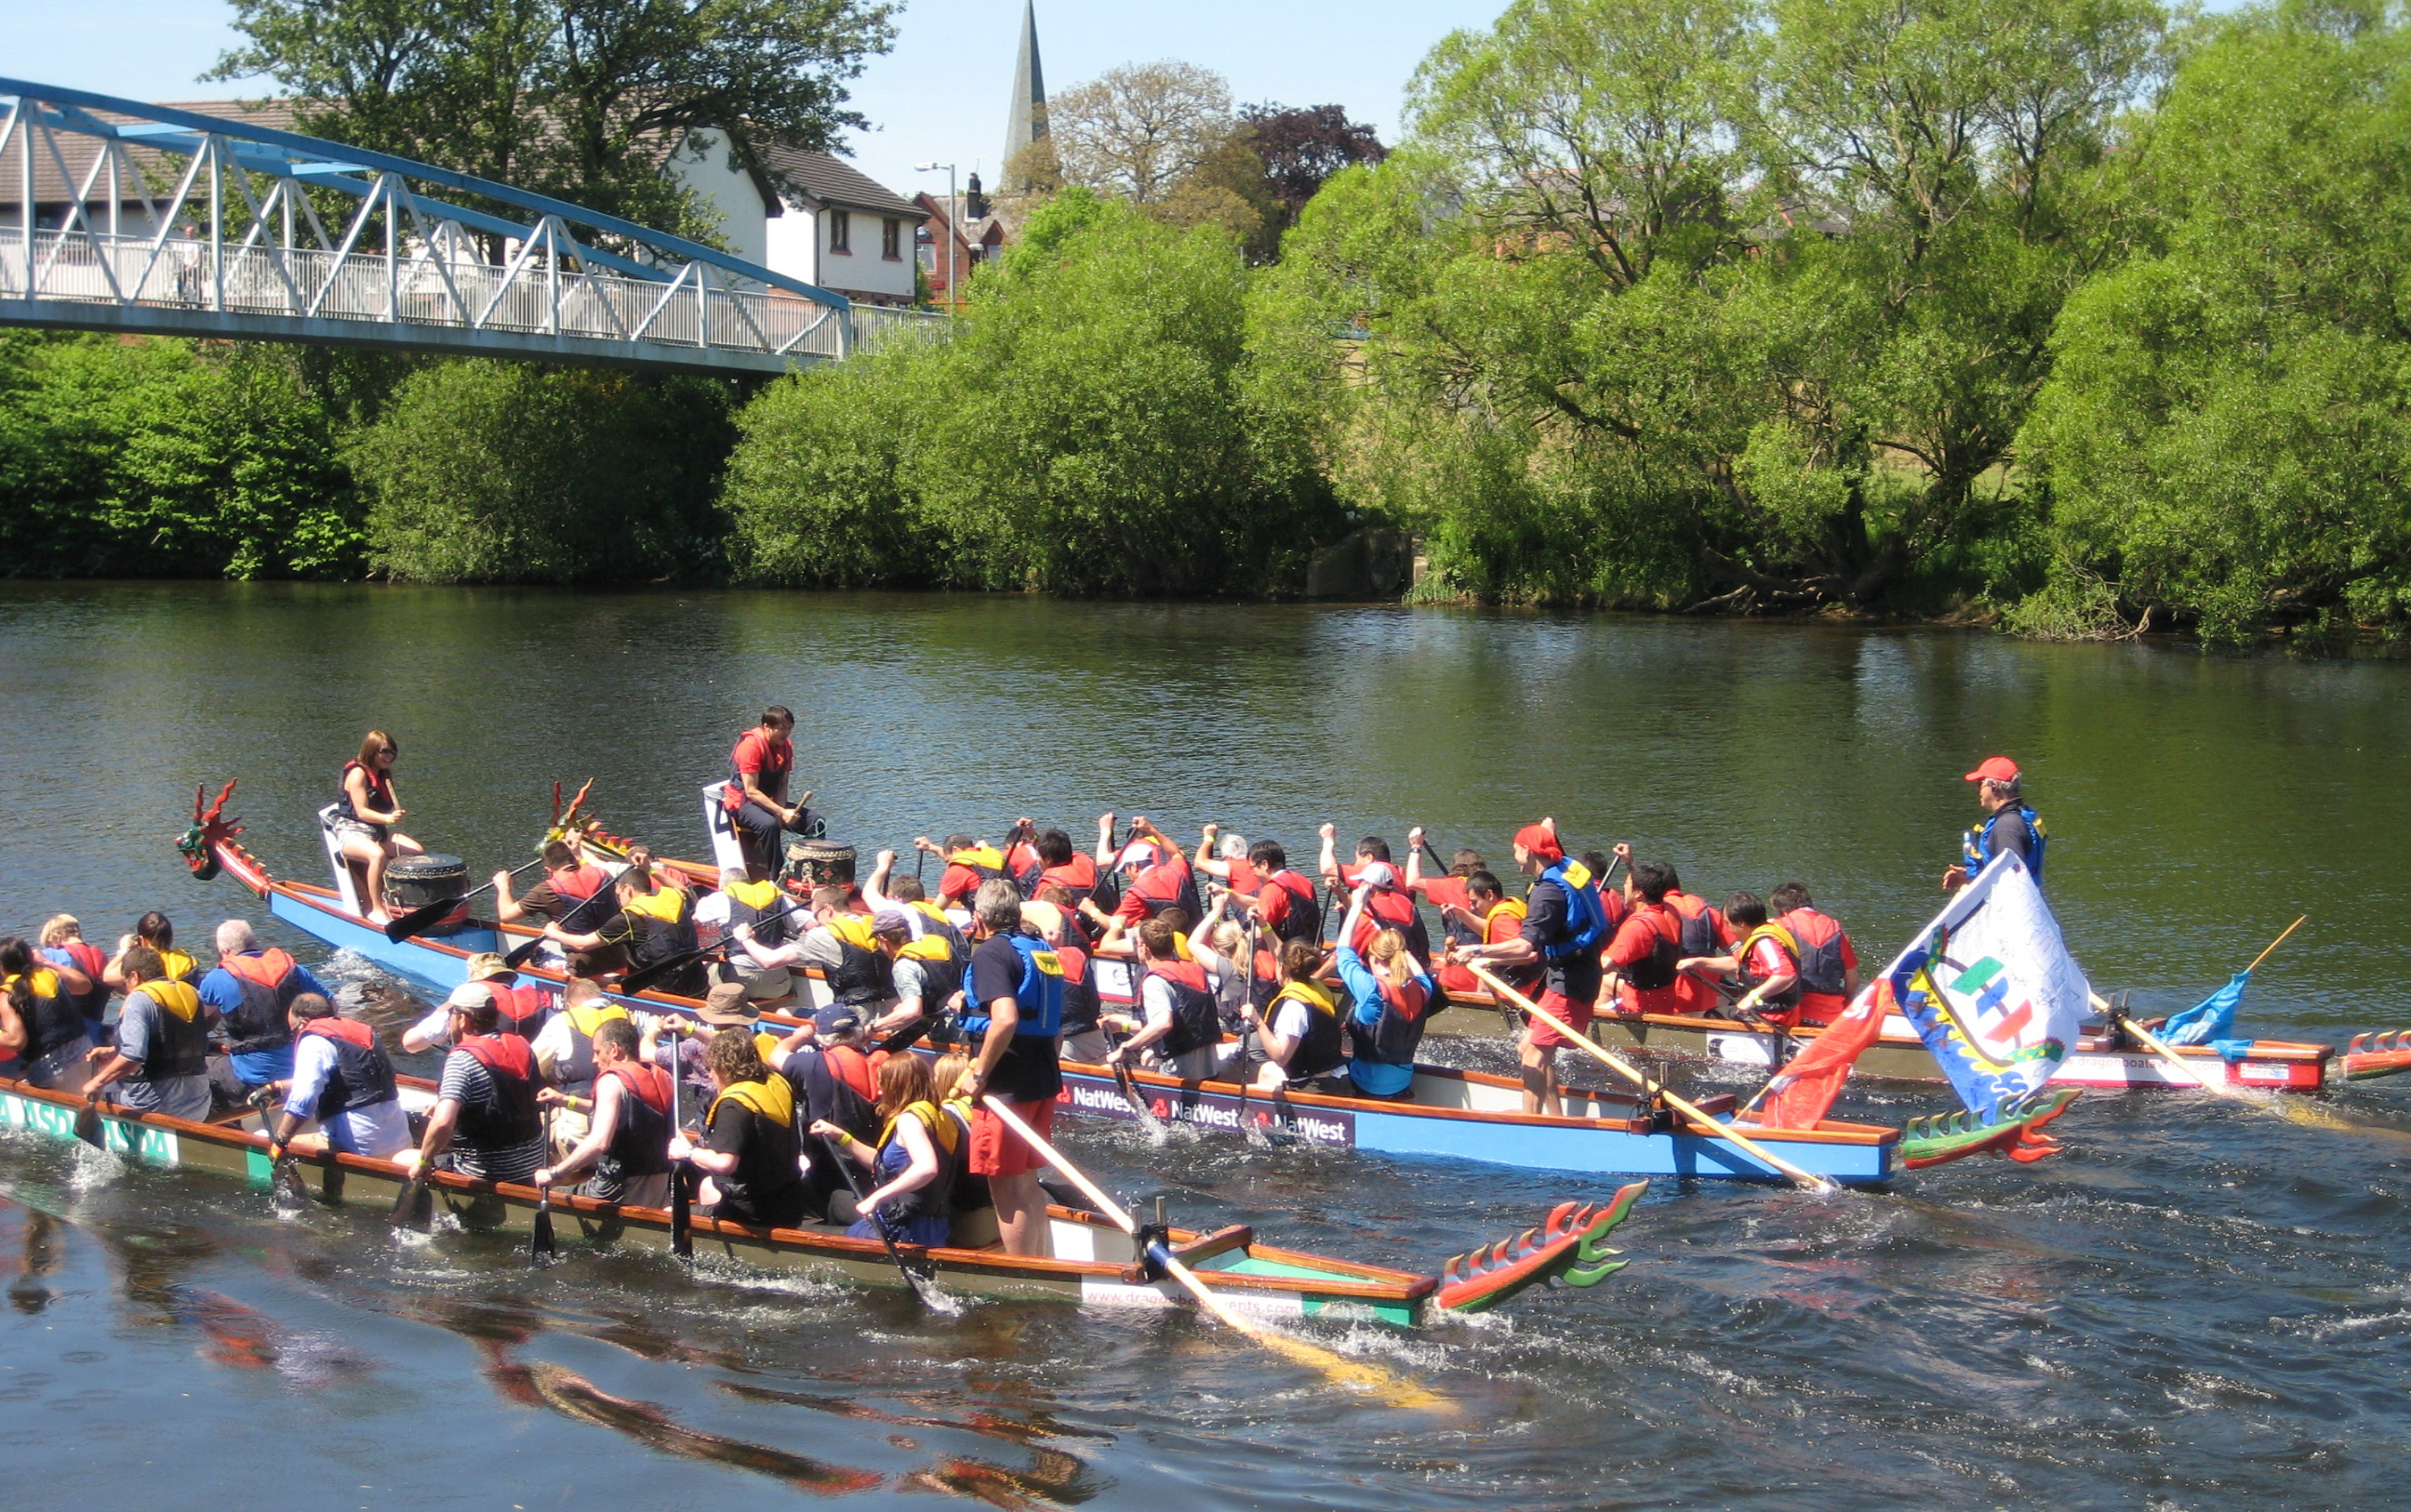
1885, 853, 2092, 1121
1750, 977, 1894, 1130
2160, 973, 2250, 1046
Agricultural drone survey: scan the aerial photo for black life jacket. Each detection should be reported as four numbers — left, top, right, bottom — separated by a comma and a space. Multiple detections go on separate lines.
10, 969, 89, 1061
338, 759, 394, 827
43, 942, 109, 1025
131, 981, 211, 1082
1269, 981, 1346, 1081
620, 884, 699, 970
786, 1045, 880, 1145
1147, 959, 1221, 1058
453, 1034, 541, 1153
599, 1062, 674, 1182
549, 866, 620, 935
1668, 892, 1721, 959
721, 880, 795, 948
1346, 974, 1431, 1068
1622, 907, 1685, 992
299, 1015, 397, 1112
1265, 870, 1321, 945
896, 934, 962, 1014
821, 919, 896, 1007
219, 949, 303, 1055
1055, 942, 1099, 1034
1783, 908, 1851, 997
877, 1101, 963, 1224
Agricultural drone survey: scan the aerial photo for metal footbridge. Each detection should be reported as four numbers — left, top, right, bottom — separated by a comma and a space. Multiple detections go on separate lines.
0, 79, 943, 375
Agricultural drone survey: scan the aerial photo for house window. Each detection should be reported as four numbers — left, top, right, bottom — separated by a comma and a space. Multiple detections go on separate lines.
829, 209, 850, 254
883, 219, 902, 259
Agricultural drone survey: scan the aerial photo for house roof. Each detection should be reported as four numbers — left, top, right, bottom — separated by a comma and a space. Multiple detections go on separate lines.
754, 143, 920, 219
2, 98, 307, 208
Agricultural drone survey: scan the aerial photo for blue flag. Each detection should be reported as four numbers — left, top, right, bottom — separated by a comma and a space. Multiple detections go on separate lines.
2160, 972, 2250, 1046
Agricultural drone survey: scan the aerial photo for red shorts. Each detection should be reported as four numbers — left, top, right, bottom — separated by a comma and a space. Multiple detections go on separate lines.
1525, 989, 1594, 1051
969, 1097, 1055, 1178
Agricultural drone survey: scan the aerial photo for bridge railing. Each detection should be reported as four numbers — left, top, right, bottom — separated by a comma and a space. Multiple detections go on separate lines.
0, 226, 890, 359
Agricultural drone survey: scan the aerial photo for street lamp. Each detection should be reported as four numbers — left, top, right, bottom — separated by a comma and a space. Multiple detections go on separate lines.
913, 160, 958, 312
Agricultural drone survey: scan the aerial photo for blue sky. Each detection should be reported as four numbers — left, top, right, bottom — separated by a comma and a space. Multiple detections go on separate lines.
0, 0, 1505, 199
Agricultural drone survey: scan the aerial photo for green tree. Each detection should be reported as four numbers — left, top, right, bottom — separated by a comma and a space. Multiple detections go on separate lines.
214, 0, 899, 237
2019, 0, 2411, 641
352, 361, 735, 582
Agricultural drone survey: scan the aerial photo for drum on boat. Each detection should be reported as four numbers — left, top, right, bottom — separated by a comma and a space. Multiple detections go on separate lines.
785, 839, 856, 891
385, 853, 471, 933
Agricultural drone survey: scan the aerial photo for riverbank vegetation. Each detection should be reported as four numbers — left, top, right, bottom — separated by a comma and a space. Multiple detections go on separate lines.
3, 0, 2408, 644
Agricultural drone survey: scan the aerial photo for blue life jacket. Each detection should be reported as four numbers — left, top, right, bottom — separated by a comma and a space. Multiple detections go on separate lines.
1538, 859, 1609, 961
1963, 803, 2047, 884
959, 931, 1065, 1039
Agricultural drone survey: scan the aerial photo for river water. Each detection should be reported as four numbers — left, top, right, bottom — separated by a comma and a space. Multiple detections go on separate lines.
1, 581, 2406, 1511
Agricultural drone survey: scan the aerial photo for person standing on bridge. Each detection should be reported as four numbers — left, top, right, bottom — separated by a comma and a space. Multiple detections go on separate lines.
1944, 756, 2047, 890
724, 707, 814, 882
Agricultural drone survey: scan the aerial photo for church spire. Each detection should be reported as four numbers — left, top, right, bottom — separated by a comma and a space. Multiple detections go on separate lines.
1003, 0, 1046, 177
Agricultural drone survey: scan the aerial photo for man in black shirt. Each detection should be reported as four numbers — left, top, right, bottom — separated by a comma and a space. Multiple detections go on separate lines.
1944, 755, 2047, 890
957, 880, 1063, 1257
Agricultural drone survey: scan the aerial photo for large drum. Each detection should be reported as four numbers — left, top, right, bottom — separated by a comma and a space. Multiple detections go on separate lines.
784, 839, 857, 893
385, 853, 471, 933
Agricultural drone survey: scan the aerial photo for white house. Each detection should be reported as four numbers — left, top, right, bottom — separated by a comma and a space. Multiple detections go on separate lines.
667, 131, 921, 307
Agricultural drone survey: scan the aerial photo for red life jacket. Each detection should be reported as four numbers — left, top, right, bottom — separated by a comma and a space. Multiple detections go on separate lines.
1617, 906, 1685, 994
299, 1015, 397, 1111
1222, 859, 1264, 897
1665, 892, 1722, 955
454, 1032, 540, 1150
478, 979, 551, 1040
602, 1060, 673, 1117
220, 948, 303, 1054
1261, 870, 1321, 943
1126, 855, 1203, 921
221, 947, 298, 988
1350, 887, 1432, 959
824, 1043, 877, 1103
1352, 973, 1432, 1067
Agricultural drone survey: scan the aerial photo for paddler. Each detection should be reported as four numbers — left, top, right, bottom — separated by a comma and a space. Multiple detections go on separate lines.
0, 935, 98, 1092
813, 1053, 961, 1248
1405, 829, 1488, 952
269, 992, 410, 1160
724, 706, 812, 882
918, 833, 1011, 910
1318, 823, 1400, 893
672, 1028, 809, 1228
1769, 882, 1859, 1026
1646, 855, 1730, 1015
1601, 861, 1688, 1022
1022, 897, 1105, 1061
1108, 916, 1224, 1081
1339, 860, 1432, 960
1239, 939, 1348, 1090
37, 917, 112, 1030
547, 866, 701, 993
1945, 755, 2046, 890
699, 867, 801, 1004
83, 945, 217, 1121
1023, 829, 1100, 922
1433, 869, 1531, 999
1446, 820, 1608, 1116
530, 976, 630, 1150
399, 953, 545, 1052
1194, 824, 1261, 902
1333, 882, 1437, 1101
400, 990, 548, 1186
498, 842, 629, 977
197, 920, 328, 1093
955, 880, 1064, 1257
1105, 817, 1203, 924
1676, 893, 1804, 1026
735, 887, 908, 1019
105, 911, 203, 990
535, 1019, 674, 1209
332, 731, 422, 922
1229, 840, 1321, 948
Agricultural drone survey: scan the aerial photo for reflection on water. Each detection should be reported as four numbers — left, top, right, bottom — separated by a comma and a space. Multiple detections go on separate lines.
3, 585, 2411, 1508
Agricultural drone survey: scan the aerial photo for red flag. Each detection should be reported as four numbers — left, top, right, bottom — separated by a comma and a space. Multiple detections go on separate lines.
1751, 979, 1894, 1131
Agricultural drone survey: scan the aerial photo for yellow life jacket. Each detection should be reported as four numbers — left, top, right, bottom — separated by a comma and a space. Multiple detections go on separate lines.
1270, 980, 1339, 1018
4, 968, 61, 999
566, 1000, 631, 1038
899, 933, 953, 964
1739, 922, 1801, 962
708, 1072, 795, 1130
620, 884, 687, 924
725, 880, 784, 912
158, 948, 200, 983
909, 899, 952, 932
753, 1029, 785, 1063
142, 979, 203, 1023
880, 1097, 961, 1156
953, 844, 1006, 871
827, 913, 878, 951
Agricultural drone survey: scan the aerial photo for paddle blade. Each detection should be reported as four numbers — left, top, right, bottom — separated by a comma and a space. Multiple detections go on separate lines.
670, 1169, 694, 1259
73, 1100, 105, 1150
272, 1156, 311, 1210
389, 1173, 432, 1230
502, 934, 548, 970
383, 896, 460, 943
531, 1196, 556, 1262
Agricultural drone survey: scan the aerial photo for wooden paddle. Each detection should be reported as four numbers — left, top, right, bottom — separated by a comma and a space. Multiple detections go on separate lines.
979, 1095, 1446, 1411
819, 1132, 930, 1304
385, 857, 544, 943
1469, 963, 1839, 1193
73, 1092, 106, 1150
389, 1152, 433, 1230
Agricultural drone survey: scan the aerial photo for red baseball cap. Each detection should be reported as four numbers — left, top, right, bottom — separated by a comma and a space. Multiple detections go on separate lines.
1964, 756, 2019, 783
1512, 823, 1564, 862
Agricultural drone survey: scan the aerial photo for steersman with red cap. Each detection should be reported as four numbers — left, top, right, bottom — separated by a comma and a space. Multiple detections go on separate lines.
1447, 817, 1612, 1116
1944, 756, 2047, 891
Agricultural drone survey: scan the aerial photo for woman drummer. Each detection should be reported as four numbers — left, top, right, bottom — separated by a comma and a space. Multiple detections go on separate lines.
336, 730, 421, 922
